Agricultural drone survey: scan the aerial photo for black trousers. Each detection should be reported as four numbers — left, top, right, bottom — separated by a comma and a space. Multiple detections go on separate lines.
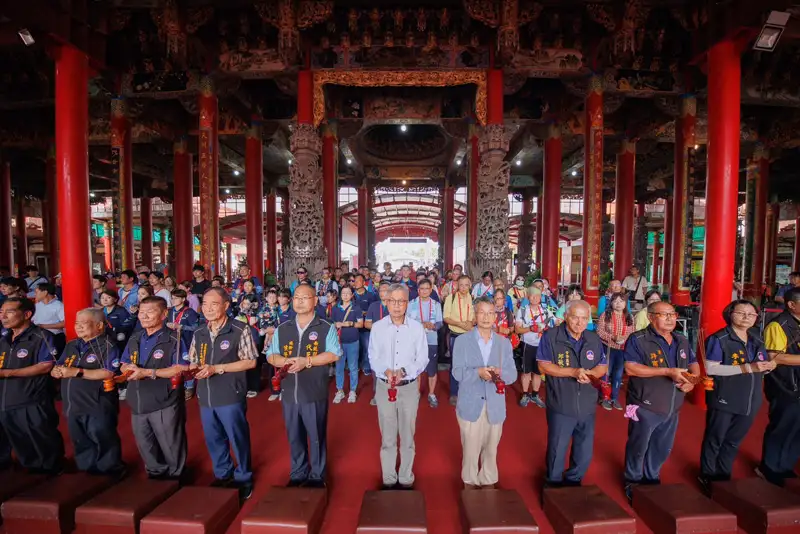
624, 406, 679, 484
0, 401, 64, 473
545, 408, 596, 483
760, 397, 800, 484
282, 399, 328, 483
131, 402, 187, 479
247, 353, 267, 393
700, 408, 756, 480
68, 408, 124, 474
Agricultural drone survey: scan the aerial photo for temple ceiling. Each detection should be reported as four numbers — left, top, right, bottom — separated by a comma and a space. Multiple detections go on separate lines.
0, 0, 799, 213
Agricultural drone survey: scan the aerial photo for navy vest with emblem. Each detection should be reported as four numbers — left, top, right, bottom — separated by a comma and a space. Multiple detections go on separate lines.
192, 320, 249, 408
0, 326, 56, 411
543, 324, 605, 418
60, 335, 119, 417
765, 311, 800, 402
274, 317, 335, 404
626, 327, 692, 415
124, 327, 182, 415
104, 305, 134, 350
706, 326, 766, 416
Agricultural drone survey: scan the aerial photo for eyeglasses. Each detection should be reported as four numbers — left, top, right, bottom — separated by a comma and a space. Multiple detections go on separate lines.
650, 312, 678, 319
386, 299, 408, 306
296, 271, 307, 275
732, 311, 759, 319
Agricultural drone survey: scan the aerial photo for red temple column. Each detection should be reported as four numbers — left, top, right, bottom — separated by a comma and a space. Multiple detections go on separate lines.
764, 201, 779, 290
742, 146, 769, 299
614, 139, 636, 280
45, 148, 59, 275
55, 45, 92, 338
198, 76, 220, 275
111, 97, 134, 270
297, 70, 313, 125
794, 216, 800, 272
357, 184, 368, 267
542, 124, 562, 284
442, 184, 455, 269
140, 197, 153, 269
670, 95, 697, 305
0, 163, 12, 272
246, 122, 265, 275
15, 197, 27, 269
698, 39, 742, 407
581, 76, 604, 307
322, 126, 338, 268
173, 138, 194, 280
662, 198, 673, 288
487, 68, 504, 125
103, 223, 112, 272
225, 242, 233, 282
159, 226, 168, 265
467, 130, 479, 255
652, 232, 662, 283
266, 189, 277, 272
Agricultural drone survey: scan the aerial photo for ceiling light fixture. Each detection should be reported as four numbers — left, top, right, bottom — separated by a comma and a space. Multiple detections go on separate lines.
753, 11, 790, 52
346, 158, 352, 165
288, 159, 293, 165
225, 188, 231, 194
515, 160, 522, 166
400, 124, 407, 132
571, 170, 577, 176
402, 180, 407, 185
18, 29, 35, 46
694, 144, 699, 150
233, 170, 240, 176
89, 192, 96, 198
456, 159, 462, 166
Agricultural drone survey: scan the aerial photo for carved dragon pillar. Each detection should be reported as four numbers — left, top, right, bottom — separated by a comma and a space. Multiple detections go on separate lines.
285, 123, 327, 282
469, 124, 511, 281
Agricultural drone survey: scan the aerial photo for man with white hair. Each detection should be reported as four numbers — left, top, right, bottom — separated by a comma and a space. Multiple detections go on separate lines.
369, 283, 429, 489
537, 300, 606, 488
52, 308, 124, 475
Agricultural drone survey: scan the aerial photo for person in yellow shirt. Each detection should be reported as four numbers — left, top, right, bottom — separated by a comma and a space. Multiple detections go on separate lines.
443, 275, 475, 406
758, 287, 800, 486
634, 290, 663, 331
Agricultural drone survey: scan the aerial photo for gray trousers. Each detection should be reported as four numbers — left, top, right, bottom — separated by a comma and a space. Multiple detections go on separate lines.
131, 402, 187, 478
376, 378, 420, 486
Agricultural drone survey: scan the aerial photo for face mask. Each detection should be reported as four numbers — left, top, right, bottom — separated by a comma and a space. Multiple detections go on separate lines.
515, 280, 524, 287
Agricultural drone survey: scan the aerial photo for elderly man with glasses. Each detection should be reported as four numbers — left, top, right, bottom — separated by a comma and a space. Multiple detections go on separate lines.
368, 283, 429, 489
622, 301, 700, 502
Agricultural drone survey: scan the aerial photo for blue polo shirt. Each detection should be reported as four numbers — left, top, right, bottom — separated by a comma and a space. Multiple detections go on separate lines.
331, 303, 360, 343
624, 329, 697, 367
121, 327, 171, 366
352, 288, 377, 319
277, 305, 296, 325
366, 301, 388, 324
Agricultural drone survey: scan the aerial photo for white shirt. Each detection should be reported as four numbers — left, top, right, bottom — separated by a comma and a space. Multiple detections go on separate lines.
154, 288, 171, 304
33, 298, 65, 335
622, 275, 648, 301
368, 314, 429, 381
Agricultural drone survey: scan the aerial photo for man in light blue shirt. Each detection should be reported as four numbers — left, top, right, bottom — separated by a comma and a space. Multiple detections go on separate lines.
117, 269, 139, 314
407, 279, 444, 408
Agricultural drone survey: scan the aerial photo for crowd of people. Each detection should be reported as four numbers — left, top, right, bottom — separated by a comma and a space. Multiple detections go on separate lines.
0, 259, 798, 506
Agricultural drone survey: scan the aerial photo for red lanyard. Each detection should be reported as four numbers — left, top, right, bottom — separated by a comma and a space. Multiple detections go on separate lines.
120, 290, 130, 306
420, 298, 432, 323
174, 306, 187, 325
379, 305, 384, 320
457, 294, 468, 322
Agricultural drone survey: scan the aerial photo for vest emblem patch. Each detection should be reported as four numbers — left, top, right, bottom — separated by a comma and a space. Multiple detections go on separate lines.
153, 350, 165, 360
679, 349, 687, 360
586, 350, 594, 361
309, 331, 318, 341
182, 352, 190, 361
85, 354, 97, 363
757, 351, 765, 361
16, 349, 28, 359
220, 340, 230, 350
112, 359, 120, 368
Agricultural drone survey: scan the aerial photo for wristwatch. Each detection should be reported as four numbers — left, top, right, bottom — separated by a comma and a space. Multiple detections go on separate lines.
216, 367, 225, 375
306, 356, 313, 369
76, 369, 84, 378
400, 367, 407, 378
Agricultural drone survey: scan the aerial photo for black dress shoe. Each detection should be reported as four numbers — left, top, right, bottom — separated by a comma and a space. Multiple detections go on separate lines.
381, 483, 398, 490
211, 477, 234, 488
238, 482, 254, 501
286, 479, 307, 488
397, 483, 414, 490
304, 479, 326, 489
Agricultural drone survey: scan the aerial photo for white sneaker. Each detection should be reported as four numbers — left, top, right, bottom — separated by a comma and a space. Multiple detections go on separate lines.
333, 390, 345, 404
268, 393, 279, 401
348, 391, 357, 403
246, 390, 258, 398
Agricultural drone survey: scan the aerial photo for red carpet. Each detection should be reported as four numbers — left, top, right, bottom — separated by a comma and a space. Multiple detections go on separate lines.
11, 373, 770, 533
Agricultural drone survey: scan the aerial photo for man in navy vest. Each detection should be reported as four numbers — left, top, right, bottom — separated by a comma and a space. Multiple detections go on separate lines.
622, 301, 699, 502
189, 288, 258, 500
0, 297, 64, 473
121, 296, 188, 481
537, 300, 606, 489
52, 308, 124, 475
759, 287, 800, 486
266, 283, 341, 488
